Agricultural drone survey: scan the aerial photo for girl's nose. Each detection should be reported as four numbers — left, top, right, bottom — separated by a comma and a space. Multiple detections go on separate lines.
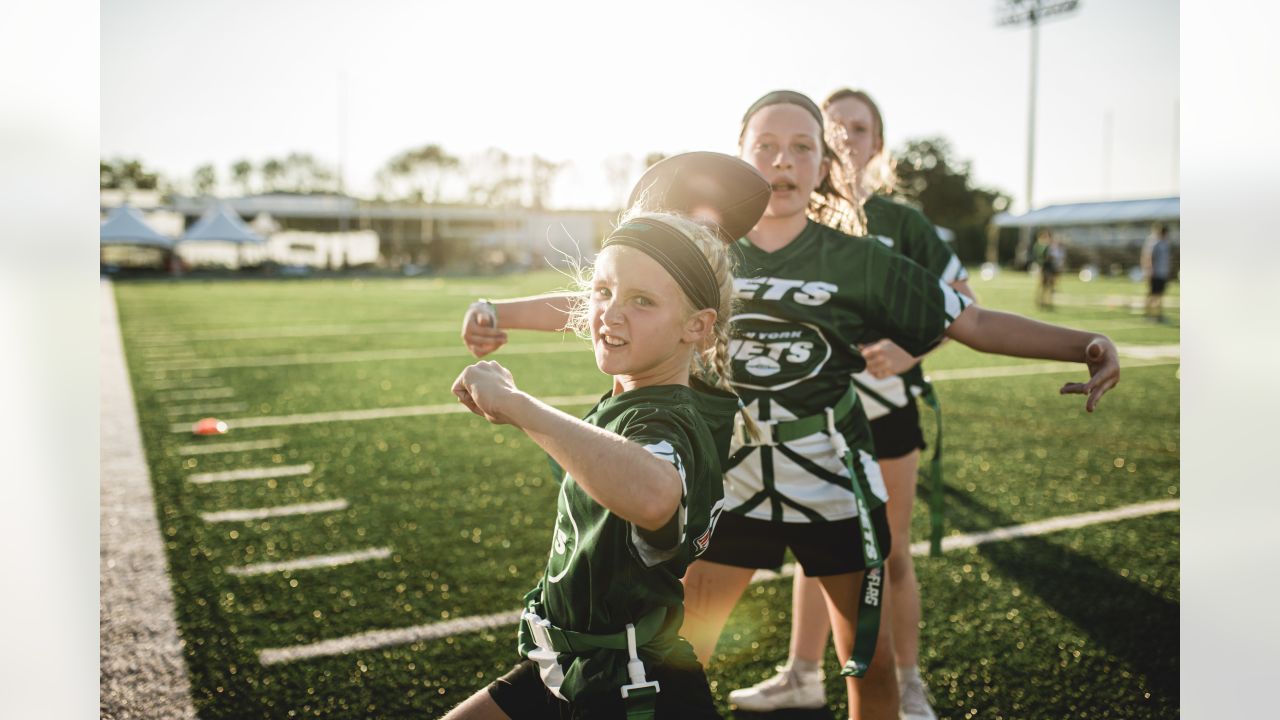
601, 297, 624, 324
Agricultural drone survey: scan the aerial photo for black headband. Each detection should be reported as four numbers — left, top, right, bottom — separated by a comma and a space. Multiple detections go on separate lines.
741, 90, 825, 134
602, 218, 719, 311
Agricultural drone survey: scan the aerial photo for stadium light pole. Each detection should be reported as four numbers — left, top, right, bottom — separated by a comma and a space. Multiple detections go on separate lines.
997, 0, 1080, 263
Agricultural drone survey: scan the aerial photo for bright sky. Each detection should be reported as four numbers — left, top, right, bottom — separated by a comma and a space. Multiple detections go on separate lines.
102, 0, 1178, 212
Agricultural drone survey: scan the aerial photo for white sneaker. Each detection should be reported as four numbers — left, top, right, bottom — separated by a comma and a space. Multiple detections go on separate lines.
898, 672, 938, 720
728, 664, 826, 711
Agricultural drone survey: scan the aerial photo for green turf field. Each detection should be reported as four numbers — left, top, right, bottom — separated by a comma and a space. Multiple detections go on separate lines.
113, 270, 1179, 719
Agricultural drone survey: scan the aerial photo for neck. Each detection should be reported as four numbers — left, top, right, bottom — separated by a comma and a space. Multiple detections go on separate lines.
746, 212, 808, 253
612, 357, 691, 396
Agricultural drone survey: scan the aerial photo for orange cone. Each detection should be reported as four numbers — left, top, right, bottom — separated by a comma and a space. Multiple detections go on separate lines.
192, 417, 229, 436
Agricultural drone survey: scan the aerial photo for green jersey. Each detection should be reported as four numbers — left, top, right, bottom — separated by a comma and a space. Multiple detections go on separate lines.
519, 381, 737, 703
724, 220, 971, 523
855, 194, 968, 419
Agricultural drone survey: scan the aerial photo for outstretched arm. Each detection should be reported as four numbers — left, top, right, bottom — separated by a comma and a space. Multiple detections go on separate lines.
861, 277, 976, 378
460, 292, 581, 358
451, 361, 681, 530
945, 305, 1120, 412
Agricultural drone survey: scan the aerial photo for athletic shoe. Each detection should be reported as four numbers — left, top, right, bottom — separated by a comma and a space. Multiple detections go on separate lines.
899, 671, 938, 720
728, 664, 826, 711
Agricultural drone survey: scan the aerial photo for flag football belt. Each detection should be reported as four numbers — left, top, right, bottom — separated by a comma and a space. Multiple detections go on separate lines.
848, 376, 948, 558
522, 606, 667, 720
734, 385, 885, 678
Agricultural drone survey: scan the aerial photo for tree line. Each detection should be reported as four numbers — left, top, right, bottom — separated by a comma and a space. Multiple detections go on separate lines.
101, 139, 1008, 262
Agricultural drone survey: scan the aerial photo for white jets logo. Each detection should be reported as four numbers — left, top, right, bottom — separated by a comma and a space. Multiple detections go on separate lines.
734, 277, 838, 306
729, 314, 832, 391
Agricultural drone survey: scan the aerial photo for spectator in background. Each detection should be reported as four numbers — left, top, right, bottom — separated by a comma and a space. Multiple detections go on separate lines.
1033, 229, 1063, 310
1141, 223, 1173, 322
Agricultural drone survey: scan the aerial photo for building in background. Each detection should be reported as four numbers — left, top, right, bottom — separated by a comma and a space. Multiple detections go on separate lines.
993, 196, 1179, 275
100, 193, 617, 273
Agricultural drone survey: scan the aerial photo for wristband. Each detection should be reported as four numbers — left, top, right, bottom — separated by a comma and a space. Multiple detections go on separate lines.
476, 298, 498, 327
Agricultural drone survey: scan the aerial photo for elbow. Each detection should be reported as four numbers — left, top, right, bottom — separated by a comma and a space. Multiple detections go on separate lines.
632, 476, 682, 532
633, 493, 680, 533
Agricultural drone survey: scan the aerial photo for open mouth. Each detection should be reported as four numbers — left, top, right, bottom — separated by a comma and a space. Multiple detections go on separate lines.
600, 334, 628, 348
771, 180, 797, 193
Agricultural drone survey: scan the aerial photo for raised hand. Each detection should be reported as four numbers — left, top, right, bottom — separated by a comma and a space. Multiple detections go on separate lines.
1059, 337, 1120, 412
451, 360, 523, 426
461, 301, 508, 358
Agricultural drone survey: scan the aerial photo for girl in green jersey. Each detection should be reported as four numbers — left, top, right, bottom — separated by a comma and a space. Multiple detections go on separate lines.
728, 88, 972, 720
671, 90, 1119, 720
445, 193, 767, 719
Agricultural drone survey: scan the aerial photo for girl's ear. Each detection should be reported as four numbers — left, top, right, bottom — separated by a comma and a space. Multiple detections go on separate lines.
683, 308, 718, 345
818, 155, 831, 186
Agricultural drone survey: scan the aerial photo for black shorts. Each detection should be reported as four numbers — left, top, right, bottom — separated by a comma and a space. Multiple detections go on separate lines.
869, 400, 926, 460
697, 506, 891, 577
488, 657, 720, 719
1149, 276, 1168, 295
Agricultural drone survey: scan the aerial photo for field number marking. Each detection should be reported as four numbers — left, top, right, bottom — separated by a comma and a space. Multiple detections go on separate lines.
227, 547, 391, 577
177, 438, 285, 456
201, 499, 349, 523
188, 463, 313, 484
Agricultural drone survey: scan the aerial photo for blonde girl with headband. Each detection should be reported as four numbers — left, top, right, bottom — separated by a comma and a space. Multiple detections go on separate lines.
446, 169, 769, 719
728, 88, 973, 720
667, 90, 1117, 720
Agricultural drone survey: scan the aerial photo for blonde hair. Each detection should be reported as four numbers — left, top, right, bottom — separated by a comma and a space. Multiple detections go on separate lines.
809, 88, 901, 237
566, 207, 759, 440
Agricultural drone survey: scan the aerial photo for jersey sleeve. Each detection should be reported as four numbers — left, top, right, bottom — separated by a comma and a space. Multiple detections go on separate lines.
614, 408, 699, 568
861, 241, 972, 358
899, 206, 968, 283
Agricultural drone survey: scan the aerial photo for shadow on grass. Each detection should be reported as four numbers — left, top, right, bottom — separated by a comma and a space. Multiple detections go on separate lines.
920, 484, 1179, 701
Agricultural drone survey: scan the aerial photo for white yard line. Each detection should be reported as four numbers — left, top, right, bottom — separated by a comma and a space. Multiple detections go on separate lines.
201, 499, 349, 523
176, 438, 285, 456
1053, 293, 1180, 309
167, 356, 1179, 434
258, 608, 525, 665
928, 353, 1176, 382
188, 463, 313, 484
165, 401, 248, 417
135, 320, 467, 343
168, 394, 603, 433
160, 386, 237, 401
906, 498, 1181, 555
145, 341, 587, 371
1116, 343, 1180, 360
256, 498, 1179, 666
150, 376, 225, 391
226, 546, 391, 577
100, 280, 198, 718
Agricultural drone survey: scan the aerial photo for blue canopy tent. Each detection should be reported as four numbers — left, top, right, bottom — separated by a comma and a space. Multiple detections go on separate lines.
179, 203, 265, 268
100, 204, 175, 270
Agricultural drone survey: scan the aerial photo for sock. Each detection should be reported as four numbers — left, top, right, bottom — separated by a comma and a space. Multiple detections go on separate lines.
785, 657, 821, 675
898, 665, 922, 685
